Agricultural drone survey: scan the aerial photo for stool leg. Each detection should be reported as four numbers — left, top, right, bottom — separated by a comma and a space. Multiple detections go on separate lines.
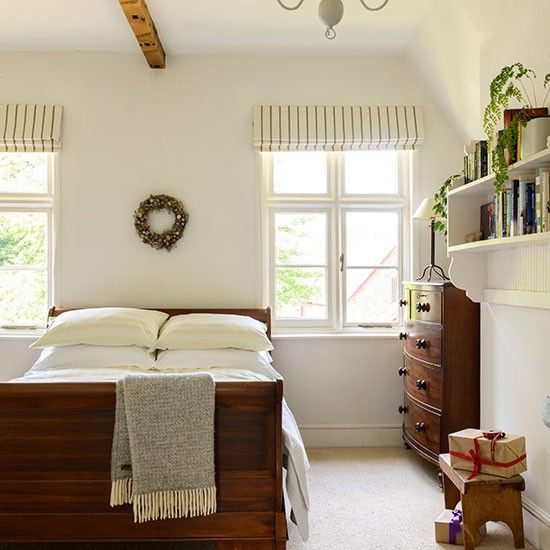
461, 492, 485, 550
507, 492, 525, 549
442, 472, 461, 510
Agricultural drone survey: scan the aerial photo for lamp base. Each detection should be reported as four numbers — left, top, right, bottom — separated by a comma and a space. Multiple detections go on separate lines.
416, 263, 449, 282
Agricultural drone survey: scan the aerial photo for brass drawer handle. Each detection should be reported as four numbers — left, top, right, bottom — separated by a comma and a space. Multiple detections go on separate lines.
415, 422, 426, 432
415, 338, 427, 349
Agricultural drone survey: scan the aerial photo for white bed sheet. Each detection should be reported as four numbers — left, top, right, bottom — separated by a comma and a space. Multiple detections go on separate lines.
11, 362, 310, 541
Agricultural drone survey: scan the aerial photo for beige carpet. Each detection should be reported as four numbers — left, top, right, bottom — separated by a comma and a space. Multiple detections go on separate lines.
287, 447, 535, 550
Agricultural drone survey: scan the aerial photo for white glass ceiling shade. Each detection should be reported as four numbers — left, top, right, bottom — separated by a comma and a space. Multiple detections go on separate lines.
318, 0, 344, 39
276, 0, 390, 39
413, 197, 441, 220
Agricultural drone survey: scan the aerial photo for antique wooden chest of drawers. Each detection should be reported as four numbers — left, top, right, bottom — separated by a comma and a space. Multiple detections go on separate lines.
398, 282, 480, 465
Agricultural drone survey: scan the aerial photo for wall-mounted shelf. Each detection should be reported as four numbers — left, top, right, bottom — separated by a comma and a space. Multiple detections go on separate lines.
448, 147, 550, 200
448, 232, 550, 254
447, 147, 550, 303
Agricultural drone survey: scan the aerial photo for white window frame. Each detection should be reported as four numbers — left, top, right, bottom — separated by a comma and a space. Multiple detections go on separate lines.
0, 153, 58, 329
261, 151, 411, 333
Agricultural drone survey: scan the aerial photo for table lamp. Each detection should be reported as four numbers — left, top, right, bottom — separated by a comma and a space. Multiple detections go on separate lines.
413, 196, 449, 282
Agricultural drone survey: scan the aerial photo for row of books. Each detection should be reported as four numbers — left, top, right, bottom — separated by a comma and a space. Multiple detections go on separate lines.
480, 168, 550, 240
464, 140, 491, 183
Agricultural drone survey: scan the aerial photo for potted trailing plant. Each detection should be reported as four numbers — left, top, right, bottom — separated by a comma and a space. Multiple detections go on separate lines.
483, 63, 550, 192
433, 173, 462, 235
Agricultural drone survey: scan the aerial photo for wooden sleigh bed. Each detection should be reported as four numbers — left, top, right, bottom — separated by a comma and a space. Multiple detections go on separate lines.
0, 307, 287, 549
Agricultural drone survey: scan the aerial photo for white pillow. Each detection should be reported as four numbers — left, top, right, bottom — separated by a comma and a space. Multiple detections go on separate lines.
30, 307, 169, 349
31, 345, 156, 372
154, 313, 273, 352
156, 349, 273, 371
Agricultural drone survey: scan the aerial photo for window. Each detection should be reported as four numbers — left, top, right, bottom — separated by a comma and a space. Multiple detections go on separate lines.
262, 150, 409, 331
0, 153, 56, 328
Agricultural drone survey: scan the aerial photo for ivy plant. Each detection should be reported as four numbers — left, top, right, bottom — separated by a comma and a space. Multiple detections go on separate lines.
433, 174, 462, 235
482, 63, 550, 193
482, 63, 535, 143
492, 111, 527, 192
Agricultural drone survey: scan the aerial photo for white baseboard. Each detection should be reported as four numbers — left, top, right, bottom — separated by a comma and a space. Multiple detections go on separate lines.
299, 423, 403, 448
523, 497, 550, 550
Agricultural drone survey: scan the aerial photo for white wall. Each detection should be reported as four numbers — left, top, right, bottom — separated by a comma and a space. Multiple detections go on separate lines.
477, 3, 550, 545
407, 0, 485, 142
410, 1, 550, 545
481, 304, 550, 547
0, 52, 463, 446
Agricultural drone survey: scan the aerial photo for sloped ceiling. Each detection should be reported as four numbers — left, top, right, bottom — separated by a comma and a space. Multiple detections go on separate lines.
405, 0, 550, 143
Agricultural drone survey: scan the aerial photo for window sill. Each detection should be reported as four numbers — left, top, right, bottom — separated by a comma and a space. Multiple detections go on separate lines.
272, 328, 400, 341
0, 328, 45, 340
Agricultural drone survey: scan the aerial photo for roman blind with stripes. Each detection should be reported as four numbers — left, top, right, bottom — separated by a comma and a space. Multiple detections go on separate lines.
0, 104, 63, 152
253, 105, 424, 152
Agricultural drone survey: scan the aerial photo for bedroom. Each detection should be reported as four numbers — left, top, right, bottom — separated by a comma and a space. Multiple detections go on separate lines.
0, 0, 549, 549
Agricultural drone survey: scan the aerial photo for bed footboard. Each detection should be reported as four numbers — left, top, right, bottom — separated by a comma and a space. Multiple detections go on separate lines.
0, 380, 286, 548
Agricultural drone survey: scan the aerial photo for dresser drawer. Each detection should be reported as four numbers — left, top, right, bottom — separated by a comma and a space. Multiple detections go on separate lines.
403, 395, 441, 455
402, 353, 443, 411
405, 286, 442, 324
402, 322, 442, 365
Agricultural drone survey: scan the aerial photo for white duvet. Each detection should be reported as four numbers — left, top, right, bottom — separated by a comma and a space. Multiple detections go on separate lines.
12, 361, 310, 541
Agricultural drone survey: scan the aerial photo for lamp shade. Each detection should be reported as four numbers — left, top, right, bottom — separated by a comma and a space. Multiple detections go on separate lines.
413, 197, 441, 220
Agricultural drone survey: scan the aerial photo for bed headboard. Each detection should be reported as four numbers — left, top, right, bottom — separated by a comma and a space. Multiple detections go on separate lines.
47, 307, 272, 339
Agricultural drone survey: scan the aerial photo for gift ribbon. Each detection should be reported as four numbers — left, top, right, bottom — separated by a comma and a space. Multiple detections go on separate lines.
449, 509, 462, 544
483, 430, 506, 463
450, 432, 526, 480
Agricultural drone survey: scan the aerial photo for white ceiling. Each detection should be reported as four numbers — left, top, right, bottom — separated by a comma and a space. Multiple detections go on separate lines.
0, 0, 435, 56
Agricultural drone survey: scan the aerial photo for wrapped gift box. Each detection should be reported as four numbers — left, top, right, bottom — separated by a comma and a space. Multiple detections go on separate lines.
449, 429, 527, 479
434, 508, 486, 545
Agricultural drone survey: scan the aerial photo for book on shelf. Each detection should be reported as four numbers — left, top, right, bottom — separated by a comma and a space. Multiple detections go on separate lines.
535, 167, 550, 233
480, 201, 495, 240
505, 187, 512, 238
525, 181, 536, 234
463, 140, 490, 183
478, 170, 550, 241
511, 180, 519, 237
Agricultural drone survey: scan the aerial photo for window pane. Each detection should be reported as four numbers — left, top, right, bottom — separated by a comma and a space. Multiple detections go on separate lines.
346, 268, 399, 324
0, 153, 48, 194
346, 211, 398, 267
0, 269, 48, 325
344, 151, 398, 194
275, 213, 326, 265
275, 267, 327, 319
0, 212, 47, 267
273, 152, 327, 195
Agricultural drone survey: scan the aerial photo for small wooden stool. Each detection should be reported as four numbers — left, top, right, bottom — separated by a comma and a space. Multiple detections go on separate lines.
439, 454, 525, 549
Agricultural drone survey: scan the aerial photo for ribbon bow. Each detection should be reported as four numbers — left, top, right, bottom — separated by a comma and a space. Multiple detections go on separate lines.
449, 509, 463, 544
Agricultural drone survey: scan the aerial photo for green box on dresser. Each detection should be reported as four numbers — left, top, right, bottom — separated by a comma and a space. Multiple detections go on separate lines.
398, 282, 480, 465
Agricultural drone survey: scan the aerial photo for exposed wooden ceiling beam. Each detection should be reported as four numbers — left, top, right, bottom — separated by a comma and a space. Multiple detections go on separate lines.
119, 0, 166, 69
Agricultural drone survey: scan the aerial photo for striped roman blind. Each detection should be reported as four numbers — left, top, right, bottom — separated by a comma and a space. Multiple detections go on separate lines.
0, 104, 63, 152
253, 105, 424, 152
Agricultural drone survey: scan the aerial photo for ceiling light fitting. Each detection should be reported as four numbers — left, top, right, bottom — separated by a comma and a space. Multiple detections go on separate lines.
276, 0, 390, 39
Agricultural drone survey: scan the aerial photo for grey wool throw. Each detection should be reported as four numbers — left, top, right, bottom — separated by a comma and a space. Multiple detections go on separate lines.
110, 373, 217, 523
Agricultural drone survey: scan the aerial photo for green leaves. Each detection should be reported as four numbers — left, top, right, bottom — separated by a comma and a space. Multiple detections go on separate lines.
432, 174, 462, 236
483, 63, 536, 144
492, 112, 528, 193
